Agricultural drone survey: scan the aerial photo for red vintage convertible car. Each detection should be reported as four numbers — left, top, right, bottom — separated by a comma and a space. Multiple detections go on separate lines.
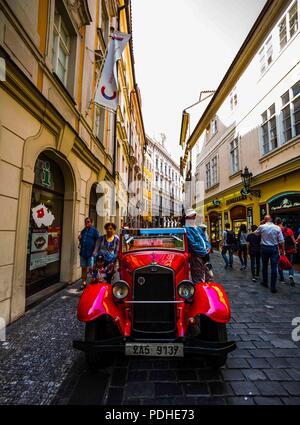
73, 228, 236, 369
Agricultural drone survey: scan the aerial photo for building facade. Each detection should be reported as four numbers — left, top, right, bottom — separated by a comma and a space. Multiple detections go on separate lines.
181, 0, 300, 249
142, 146, 153, 226
0, 0, 145, 324
147, 135, 183, 227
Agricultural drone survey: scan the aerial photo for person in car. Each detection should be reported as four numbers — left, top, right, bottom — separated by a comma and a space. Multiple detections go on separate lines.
184, 209, 211, 283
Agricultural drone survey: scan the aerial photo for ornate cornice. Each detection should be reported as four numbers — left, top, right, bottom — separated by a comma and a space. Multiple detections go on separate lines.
67, 0, 92, 26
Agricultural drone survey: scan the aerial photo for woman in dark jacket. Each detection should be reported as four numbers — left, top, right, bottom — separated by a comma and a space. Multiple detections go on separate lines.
246, 224, 261, 282
237, 224, 248, 271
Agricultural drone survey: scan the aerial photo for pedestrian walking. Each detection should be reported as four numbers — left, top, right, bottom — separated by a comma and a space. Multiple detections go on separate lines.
221, 223, 236, 269
93, 222, 119, 283
246, 224, 261, 282
255, 215, 285, 293
237, 224, 248, 270
184, 209, 211, 283
275, 217, 296, 286
78, 217, 100, 290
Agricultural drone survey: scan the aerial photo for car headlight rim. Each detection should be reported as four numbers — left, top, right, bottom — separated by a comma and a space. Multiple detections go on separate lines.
178, 280, 195, 299
112, 280, 129, 300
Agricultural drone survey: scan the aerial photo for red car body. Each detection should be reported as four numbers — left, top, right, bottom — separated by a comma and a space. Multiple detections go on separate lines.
74, 228, 235, 367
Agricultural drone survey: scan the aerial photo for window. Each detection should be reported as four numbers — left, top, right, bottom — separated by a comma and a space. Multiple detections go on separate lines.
230, 137, 240, 174
211, 156, 218, 186
259, 47, 266, 75
101, 0, 109, 44
205, 163, 211, 189
211, 117, 217, 135
95, 105, 105, 142
205, 156, 218, 189
258, 36, 273, 75
52, 9, 70, 85
278, 17, 287, 49
156, 158, 158, 170
289, 1, 298, 37
292, 81, 300, 136
278, 1, 298, 50
261, 103, 278, 154
281, 80, 300, 143
230, 89, 238, 110
266, 36, 273, 66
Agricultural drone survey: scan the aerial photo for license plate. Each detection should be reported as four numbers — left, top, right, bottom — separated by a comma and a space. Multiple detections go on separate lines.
125, 343, 184, 357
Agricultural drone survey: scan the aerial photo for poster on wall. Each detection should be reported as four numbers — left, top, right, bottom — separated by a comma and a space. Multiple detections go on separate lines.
30, 229, 48, 253
30, 229, 48, 270
47, 226, 61, 265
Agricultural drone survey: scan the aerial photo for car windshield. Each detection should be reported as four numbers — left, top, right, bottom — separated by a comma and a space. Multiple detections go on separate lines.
121, 228, 186, 252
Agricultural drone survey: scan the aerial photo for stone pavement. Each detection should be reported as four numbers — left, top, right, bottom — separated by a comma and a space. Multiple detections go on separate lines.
1, 253, 300, 405
0, 285, 84, 404
55, 253, 300, 406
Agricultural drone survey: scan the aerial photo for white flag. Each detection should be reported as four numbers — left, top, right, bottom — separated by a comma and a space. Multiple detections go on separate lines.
94, 31, 131, 111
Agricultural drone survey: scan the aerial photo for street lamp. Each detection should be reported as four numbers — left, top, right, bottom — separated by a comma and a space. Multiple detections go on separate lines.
241, 167, 261, 197
241, 166, 252, 188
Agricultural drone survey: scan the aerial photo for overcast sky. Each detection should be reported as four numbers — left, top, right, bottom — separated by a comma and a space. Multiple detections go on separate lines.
131, 0, 267, 163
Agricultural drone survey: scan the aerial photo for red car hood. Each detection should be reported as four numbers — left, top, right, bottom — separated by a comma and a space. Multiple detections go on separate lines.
121, 250, 187, 272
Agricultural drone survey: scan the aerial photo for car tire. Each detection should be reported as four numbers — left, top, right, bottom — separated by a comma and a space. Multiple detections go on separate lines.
200, 316, 228, 369
84, 316, 116, 371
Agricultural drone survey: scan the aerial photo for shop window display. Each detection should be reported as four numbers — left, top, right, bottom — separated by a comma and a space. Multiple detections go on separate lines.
26, 154, 65, 298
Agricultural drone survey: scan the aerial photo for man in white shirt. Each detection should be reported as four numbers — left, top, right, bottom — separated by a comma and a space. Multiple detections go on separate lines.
255, 215, 285, 293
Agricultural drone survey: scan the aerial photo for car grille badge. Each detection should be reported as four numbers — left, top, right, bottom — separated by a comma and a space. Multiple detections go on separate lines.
137, 276, 146, 286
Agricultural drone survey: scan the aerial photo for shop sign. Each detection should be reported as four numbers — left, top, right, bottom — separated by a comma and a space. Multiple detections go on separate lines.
226, 195, 247, 205
270, 194, 300, 211
35, 159, 54, 190
212, 199, 221, 207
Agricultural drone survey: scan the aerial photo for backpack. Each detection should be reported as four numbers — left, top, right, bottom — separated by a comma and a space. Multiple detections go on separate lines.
283, 227, 294, 250
225, 230, 236, 246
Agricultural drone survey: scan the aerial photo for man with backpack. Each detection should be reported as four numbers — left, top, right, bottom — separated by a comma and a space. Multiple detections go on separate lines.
221, 223, 236, 269
275, 217, 296, 286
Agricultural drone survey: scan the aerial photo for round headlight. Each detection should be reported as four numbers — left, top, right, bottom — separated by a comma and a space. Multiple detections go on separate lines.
112, 281, 129, 300
178, 281, 195, 299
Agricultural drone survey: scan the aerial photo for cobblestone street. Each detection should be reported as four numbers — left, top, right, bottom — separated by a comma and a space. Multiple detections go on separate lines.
1, 253, 300, 405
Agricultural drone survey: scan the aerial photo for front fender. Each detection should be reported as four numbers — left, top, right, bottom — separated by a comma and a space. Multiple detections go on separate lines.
77, 284, 127, 333
182, 282, 231, 325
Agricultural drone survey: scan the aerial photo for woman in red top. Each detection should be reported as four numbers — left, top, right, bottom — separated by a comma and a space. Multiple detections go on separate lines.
275, 218, 296, 286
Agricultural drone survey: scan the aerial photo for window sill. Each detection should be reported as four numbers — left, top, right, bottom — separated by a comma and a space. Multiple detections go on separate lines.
259, 135, 300, 162
229, 170, 242, 180
205, 182, 220, 193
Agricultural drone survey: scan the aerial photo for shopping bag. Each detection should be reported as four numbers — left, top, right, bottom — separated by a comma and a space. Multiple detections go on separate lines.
279, 254, 292, 270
